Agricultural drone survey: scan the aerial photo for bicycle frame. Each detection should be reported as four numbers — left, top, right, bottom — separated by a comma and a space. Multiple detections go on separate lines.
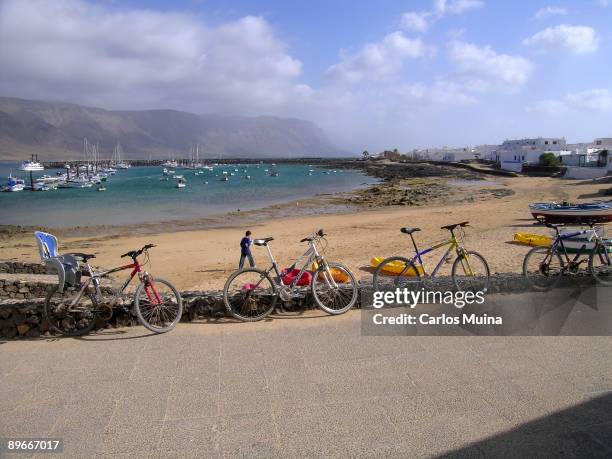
549, 227, 606, 267
262, 239, 321, 288
67, 257, 162, 308
408, 231, 474, 277
257, 237, 343, 292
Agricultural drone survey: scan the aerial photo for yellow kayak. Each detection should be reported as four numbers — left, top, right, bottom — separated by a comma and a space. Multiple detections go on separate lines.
513, 233, 552, 247
371, 257, 424, 276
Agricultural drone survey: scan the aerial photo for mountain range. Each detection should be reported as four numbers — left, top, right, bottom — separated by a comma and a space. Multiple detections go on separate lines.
0, 97, 344, 160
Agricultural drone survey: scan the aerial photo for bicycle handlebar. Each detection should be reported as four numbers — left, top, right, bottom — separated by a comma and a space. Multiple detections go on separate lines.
120, 244, 156, 259
301, 229, 326, 243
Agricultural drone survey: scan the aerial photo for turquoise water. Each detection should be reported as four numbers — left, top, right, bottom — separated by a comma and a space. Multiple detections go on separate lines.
0, 162, 376, 228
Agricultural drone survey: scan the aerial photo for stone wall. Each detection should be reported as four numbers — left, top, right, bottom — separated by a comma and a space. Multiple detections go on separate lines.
0, 275, 56, 299
0, 271, 598, 340
0, 261, 49, 275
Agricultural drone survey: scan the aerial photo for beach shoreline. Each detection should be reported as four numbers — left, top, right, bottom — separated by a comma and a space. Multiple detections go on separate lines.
1, 161, 609, 291
0, 159, 497, 238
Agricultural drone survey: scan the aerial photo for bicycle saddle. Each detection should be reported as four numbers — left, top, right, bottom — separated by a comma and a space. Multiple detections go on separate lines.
401, 227, 421, 235
441, 221, 469, 231
254, 237, 274, 246
68, 252, 96, 261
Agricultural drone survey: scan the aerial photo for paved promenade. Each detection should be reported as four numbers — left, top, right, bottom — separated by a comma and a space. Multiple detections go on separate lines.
1, 310, 612, 458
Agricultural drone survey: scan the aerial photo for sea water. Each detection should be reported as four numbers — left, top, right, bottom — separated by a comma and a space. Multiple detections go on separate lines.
0, 162, 377, 228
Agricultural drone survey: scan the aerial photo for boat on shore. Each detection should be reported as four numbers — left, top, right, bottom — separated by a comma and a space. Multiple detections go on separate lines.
529, 201, 612, 224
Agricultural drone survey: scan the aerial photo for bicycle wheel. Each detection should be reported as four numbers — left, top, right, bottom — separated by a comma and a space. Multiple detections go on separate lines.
44, 284, 99, 336
523, 246, 564, 291
223, 268, 277, 321
311, 262, 358, 315
589, 243, 612, 286
134, 277, 183, 333
452, 251, 490, 293
372, 256, 422, 292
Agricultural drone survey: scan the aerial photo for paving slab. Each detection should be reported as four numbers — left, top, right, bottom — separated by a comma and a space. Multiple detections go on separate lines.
1, 309, 611, 457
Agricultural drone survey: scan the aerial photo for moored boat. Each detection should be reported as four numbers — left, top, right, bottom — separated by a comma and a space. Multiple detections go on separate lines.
529, 201, 612, 224
20, 154, 44, 171
5, 174, 25, 192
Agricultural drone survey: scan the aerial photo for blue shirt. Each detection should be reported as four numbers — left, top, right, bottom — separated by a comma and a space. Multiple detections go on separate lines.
240, 237, 252, 255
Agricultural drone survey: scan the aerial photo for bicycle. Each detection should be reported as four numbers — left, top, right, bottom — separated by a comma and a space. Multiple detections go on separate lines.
223, 229, 358, 321
523, 220, 611, 291
44, 244, 183, 336
372, 222, 490, 293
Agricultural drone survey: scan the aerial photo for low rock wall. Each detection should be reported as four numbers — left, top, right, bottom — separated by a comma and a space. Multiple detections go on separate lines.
0, 261, 49, 275
0, 271, 598, 339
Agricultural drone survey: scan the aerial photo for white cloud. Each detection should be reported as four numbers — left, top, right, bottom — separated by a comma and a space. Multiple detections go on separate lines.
435, 0, 484, 15
566, 89, 612, 112
523, 24, 599, 54
532, 7, 568, 20
401, 12, 432, 32
388, 81, 476, 107
449, 41, 533, 91
0, 0, 307, 114
526, 89, 612, 115
325, 32, 432, 84
400, 0, 483, 33
525, 99, 569, 115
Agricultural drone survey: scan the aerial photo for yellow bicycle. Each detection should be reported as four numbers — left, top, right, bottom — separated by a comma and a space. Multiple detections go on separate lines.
373, 221, 490, 292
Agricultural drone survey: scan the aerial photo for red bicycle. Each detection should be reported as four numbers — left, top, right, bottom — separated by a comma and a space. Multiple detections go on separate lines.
44, 244, 183, 336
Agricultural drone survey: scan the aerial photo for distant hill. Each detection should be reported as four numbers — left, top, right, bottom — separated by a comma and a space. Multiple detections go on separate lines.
0, 97, 345, 160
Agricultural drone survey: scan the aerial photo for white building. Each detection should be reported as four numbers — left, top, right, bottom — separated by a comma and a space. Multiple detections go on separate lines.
495, 137, 566, 171
501, 137, 566, 151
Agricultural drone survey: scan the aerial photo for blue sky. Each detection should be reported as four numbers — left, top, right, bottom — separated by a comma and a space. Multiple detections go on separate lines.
0, 0, 611, 151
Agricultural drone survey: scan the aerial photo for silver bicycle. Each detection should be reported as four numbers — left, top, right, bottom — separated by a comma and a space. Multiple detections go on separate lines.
223, 229, 358, 321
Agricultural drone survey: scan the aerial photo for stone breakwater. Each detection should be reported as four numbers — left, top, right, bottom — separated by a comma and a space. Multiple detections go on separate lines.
0, 263, 599, 340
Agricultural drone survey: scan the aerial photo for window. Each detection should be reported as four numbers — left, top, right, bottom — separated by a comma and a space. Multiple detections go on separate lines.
545, 141, 549, 145
553, 141, 557, 144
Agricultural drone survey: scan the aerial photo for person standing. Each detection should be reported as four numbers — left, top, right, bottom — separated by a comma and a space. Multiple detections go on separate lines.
239, 230, 255, 269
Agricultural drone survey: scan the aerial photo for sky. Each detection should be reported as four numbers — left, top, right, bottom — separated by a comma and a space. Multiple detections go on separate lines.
0, 0, 611, 152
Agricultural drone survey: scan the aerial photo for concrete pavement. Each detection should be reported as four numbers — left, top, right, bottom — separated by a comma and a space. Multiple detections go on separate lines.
1, 310, 612, 458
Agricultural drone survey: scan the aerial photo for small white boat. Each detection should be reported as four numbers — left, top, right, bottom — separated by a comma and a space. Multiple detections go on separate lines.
6, 174, 25, 192
176, 178, 186, 188
220, 176, 229, 182
203, 181, 208, 184
97, 186, 106, 192
244, 175, 251, 180
270, 171, 279, 177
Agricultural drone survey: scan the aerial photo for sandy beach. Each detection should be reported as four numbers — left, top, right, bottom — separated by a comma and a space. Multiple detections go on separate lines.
1, 167, 609, 291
